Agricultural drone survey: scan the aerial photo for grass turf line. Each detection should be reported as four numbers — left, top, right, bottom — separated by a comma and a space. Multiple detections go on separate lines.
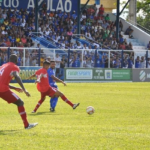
0, 83, 150, 150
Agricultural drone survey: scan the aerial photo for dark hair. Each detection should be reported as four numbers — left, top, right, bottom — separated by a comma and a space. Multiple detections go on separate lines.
9, 54, 17, 63
43, 60, 50, 65
50, 60, 55, 63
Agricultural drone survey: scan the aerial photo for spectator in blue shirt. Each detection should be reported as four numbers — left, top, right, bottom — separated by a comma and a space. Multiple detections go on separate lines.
95, 55, 101, 67
101, 55, 105, 68
147, 41, 150, 49
72, 11, 77, 20
72, 53, 81, 67
16, 12, 22, 19
128, 56, 133, 68
0, 14, 4, 24
17, 54, 22, 66
135, 56, 140, 68
125, 26, 134, 38
10, 36, 16, 43
58, 10, 63, 18
114, 58, 121, 68
119, 35, 124, 43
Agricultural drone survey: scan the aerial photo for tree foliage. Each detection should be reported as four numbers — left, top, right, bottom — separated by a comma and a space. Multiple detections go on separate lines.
136, 0, 150, 31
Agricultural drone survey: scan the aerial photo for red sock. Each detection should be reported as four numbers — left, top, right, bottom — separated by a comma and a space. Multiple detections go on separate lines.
18, 106, 29, 128
33, 100, 44, 112
61, 95, 74, 107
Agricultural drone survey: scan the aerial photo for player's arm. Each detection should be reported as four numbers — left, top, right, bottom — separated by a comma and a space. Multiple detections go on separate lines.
51, 75, 66, 86
9, 85, 23, 93
26, 73, 36, 80
12, 71, 30, 97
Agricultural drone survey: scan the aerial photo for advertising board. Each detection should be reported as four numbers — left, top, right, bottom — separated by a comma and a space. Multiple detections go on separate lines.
1, 0, 78, 13
65, 68, 132, 82
11, 67, 41, 83
132, 69, 150, 82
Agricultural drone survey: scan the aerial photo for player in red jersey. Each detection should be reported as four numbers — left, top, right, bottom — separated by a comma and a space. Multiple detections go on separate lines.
27, 61, 79, 113
0, 54, 38, 129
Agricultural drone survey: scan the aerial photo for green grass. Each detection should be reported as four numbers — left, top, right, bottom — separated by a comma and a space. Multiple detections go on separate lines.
0, 83, 150, 150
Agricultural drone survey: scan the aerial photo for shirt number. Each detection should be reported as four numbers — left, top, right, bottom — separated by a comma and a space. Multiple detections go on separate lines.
0, 67, 5, 76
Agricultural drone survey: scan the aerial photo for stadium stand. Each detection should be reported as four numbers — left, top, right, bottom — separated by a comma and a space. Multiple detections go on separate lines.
0, 4, 149, 72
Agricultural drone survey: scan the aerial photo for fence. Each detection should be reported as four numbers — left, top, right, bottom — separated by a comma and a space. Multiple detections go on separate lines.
0, 47, 149, 69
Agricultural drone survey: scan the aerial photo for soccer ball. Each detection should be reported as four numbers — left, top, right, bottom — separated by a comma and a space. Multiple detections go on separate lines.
86, 106, 95, 115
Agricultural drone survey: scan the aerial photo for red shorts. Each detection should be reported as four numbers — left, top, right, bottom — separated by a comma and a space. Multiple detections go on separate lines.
0, 90, 20, 104
40, 87, 57, 100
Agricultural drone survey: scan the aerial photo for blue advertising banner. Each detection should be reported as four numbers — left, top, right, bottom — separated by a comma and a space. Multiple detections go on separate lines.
11, 67, 41, 83
0, 0, 78, 13
95, 0, 100, 5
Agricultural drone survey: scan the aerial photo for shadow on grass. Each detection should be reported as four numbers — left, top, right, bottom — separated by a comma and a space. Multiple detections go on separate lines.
0, 130, 21, 135
29, 111, 65, 116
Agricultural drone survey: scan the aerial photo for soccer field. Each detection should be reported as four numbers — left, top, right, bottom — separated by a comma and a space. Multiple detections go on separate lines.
0, 83, 150, 150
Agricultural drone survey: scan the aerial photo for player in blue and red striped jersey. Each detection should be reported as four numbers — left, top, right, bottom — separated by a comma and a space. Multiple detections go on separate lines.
27, 61, 79, 113
0, 54, 38, 129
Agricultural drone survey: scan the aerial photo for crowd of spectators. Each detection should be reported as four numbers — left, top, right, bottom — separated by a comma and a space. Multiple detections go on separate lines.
0, 4, 146, 70
36, 3, 137, 69
38, 3, 134, 52
0, 7, 36, 66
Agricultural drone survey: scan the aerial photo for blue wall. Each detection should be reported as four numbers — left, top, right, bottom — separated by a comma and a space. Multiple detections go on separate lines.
1, 0, 79, 13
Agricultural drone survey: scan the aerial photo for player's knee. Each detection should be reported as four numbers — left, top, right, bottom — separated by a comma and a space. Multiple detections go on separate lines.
41, 97, 46, 101
58, 91, 63, 97
54, 91, 59, 97
18, 99, 24, 106
14, 99, 24, 106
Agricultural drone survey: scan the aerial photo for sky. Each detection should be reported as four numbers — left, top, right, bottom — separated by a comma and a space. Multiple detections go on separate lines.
113, 0, 143, 19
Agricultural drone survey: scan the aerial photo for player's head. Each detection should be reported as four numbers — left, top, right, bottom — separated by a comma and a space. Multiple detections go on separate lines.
9, 54, 18, 64
43, 60, 50, 70
50, 61, 55, 69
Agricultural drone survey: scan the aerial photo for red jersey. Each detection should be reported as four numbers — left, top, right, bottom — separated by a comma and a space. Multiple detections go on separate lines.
99, 7, 104, 15
35, 68, 50, 92
0, 62, 20, 92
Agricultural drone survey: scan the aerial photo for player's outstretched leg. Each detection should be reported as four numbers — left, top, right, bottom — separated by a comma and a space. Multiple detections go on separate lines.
53, 90, 80, 109
32, 92, 46, 113
32, 99, 45, 113
50, 97, 58, 112
13, 99, 38, 129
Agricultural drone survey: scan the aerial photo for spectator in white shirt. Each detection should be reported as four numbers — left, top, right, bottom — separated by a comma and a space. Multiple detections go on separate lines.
76, 42, 83, 49
85, 30, 91, 38
61, 41, 66, 48
45, 28, 50, 36
80, 13, 86, 22
2, 11, 7, 19
53, 37, 58, 43
55, 54, 61, 77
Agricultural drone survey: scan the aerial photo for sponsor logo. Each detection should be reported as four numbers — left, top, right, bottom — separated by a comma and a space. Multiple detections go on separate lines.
105, 70, 112, 80
66, 69, 92, 79
139, 70, 146, 81
93, 69, 104, 79
139, 70, 150, 82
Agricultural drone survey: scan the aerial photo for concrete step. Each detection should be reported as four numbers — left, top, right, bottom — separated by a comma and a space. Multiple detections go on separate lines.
131, 42, 144, 46
123, 35, 129, 38
126, 38, 138, 43
133, 46, 146, 50
121, 31, 124, 35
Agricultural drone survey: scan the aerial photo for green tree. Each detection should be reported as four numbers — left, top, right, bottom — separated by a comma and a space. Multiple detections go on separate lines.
137, 0, 150, 30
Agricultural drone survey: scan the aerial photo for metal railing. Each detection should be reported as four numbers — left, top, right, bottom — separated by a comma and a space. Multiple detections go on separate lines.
73, 34, 104, 49
0, 47, 149, 69
127, 18, 150, 35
